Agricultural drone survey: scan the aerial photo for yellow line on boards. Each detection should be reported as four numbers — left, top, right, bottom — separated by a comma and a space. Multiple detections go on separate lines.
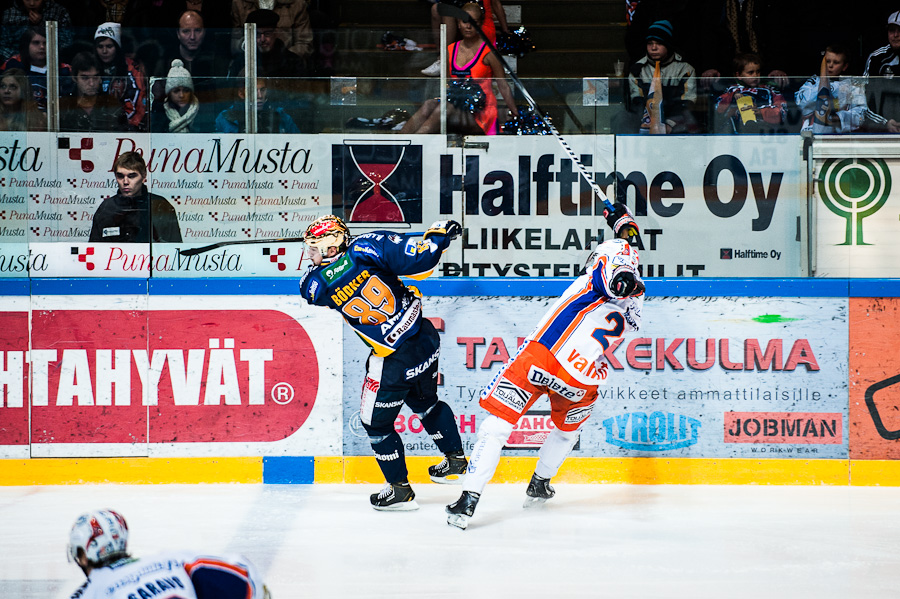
0, 458, 262, 485
4, 457, 899, 487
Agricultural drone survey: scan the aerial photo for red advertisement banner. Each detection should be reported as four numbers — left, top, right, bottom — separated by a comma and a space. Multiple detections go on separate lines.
17, 309, 319, 444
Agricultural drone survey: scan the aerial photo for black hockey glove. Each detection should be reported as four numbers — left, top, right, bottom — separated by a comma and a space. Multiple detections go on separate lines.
610, 270, 644, 297
603, 202, 639, 240
424, 220, 462, 241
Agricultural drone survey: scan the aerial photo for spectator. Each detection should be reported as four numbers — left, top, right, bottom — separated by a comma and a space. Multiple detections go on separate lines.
93, 21, 147, 130
0, 0, 72, 61
151, 58, 214, 132
401, 2, 517, 134
617, 20, 697, 134
1, 26, 73, 111
152, 9, 223, 103
231, 0, 312, 59
227, 8, 308, 78
0, 67, 46, 130
165, 10, 217, 78
796, 45, 867, 134
863, 11, 900, 133
89, 151, 182, 243
215, 76, 300, 133
714, 52, 787, 133
59, 51, 127, 131
421, 0, 510, 76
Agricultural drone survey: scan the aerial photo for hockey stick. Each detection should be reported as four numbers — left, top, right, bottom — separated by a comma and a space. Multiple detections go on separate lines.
178, 230, 427, 257
436, 3, 642, 246
178, 236, 306, 256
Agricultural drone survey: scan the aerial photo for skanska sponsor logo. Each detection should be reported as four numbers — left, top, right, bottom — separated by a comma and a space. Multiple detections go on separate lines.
405, 347, 440, 380
603, 411, 701, 451
374, 400, 404, 409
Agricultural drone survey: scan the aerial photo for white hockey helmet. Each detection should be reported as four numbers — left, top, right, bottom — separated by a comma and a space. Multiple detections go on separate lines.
304, 215, 350, 253
67, 509, 129, 565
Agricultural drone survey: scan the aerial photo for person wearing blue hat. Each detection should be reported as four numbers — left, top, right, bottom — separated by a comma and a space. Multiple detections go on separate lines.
620, 19, 698, 134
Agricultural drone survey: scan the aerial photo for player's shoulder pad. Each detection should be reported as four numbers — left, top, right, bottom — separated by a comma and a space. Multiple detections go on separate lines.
347, 231, 408, 262
347, 231, 391, 260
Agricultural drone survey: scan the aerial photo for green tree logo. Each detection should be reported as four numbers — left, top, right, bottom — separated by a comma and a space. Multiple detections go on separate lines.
817, 158, 891, 245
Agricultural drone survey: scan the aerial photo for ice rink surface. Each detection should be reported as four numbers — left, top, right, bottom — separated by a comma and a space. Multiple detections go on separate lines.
4, 482, 900, 598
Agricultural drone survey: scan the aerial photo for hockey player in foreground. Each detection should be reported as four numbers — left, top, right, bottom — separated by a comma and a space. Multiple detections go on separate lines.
446, 204, 644, 529
67, 509, 270, 598
299, 215, 468, 510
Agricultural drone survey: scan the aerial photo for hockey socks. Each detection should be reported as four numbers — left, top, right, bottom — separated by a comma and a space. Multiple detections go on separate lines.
534, 427, 581, 480
462, 415, 513, 496
370, 432, 408, 485
420, 400, 464, 455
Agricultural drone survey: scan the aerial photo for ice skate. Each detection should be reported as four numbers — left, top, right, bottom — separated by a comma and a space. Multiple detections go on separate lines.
523, 473, 555, 508
429, 452, 468, 484
370, 482, 419, 511
446, 491, 480, 529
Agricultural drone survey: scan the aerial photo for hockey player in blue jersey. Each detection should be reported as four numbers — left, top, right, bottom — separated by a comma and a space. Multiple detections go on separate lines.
299, 215, 468, 510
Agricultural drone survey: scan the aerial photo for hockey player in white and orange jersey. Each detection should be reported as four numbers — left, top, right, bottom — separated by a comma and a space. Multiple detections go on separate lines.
67, 509, 271, 599
447, 204, 645, 529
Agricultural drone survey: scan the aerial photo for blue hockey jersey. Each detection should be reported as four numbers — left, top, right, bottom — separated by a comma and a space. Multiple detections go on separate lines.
299, 231, 453, 356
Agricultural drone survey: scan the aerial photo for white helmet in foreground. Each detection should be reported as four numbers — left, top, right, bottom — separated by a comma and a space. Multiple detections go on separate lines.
67, 509, 129, 565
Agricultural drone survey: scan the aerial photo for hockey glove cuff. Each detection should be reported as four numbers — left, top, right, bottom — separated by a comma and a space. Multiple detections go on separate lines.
424, 220, 462, 241
603, 202, 639, 240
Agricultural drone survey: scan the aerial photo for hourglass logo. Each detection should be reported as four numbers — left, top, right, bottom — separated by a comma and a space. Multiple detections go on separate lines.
817, 158, 891, 245
332, 141, 423, 225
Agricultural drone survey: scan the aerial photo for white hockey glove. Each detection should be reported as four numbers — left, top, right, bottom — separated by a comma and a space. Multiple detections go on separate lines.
603, 202, 639, 240
423, 220, 462, 241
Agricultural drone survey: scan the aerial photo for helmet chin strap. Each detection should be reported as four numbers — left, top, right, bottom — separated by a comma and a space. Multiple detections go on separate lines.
320, 247, 343, 264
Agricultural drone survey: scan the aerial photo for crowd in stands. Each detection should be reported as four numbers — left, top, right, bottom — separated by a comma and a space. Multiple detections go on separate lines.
2, 0, 900, 134
0, 0, 322, 132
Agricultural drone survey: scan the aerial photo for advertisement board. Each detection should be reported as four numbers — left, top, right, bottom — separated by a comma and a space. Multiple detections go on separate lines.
0, 295, 343, 458
812, 137, 900, 277
1, 133, 804, 278
850, 297, 900, 459
343, 295, 848, 459
443, 135, 805, 278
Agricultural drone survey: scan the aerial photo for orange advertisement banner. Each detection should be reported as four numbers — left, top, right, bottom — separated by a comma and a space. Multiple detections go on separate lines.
850, 298, 900, 459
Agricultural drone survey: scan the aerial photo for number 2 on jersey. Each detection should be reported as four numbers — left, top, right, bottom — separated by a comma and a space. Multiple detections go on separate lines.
341, 276, 396, 324
591, 312, 625, 350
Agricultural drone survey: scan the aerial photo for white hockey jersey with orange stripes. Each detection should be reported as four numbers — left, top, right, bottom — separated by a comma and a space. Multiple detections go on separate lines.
68, 552, 267, 599
525, 239, 644, 386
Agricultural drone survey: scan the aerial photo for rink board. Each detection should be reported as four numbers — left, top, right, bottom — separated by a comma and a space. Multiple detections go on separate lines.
4, 455, 900, 487
1, 278, 900, 486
